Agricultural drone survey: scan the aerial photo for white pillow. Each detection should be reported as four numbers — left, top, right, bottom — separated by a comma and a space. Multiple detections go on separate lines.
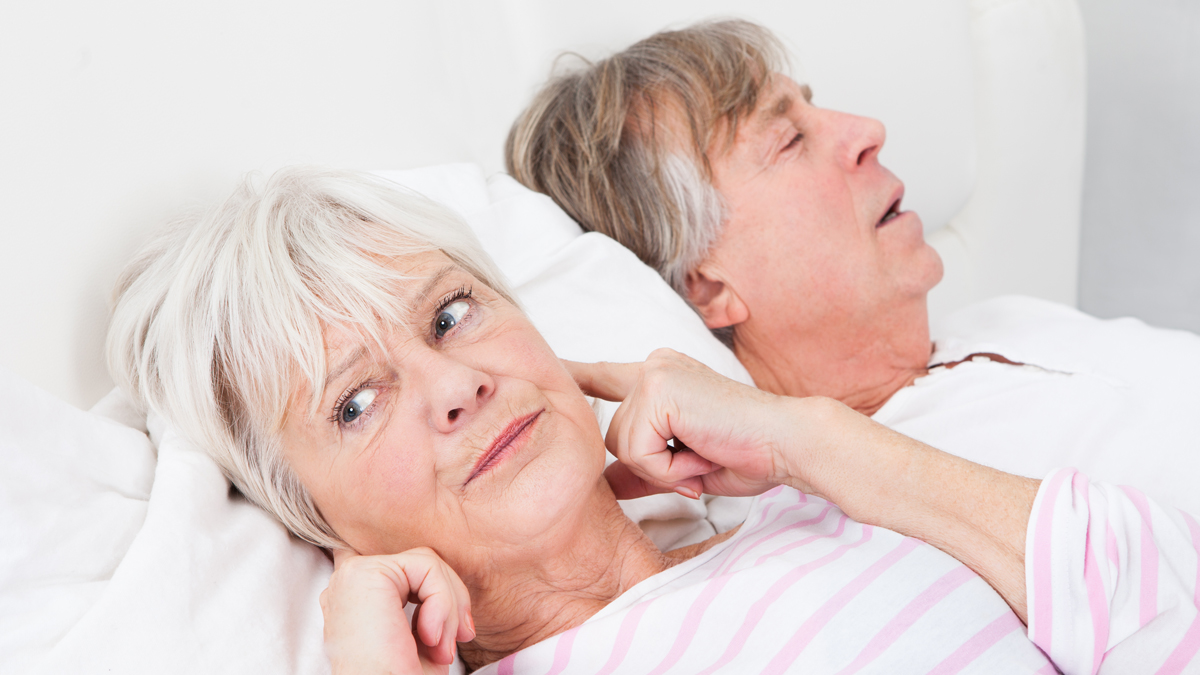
0, 370, 332, 675
0, 371, 154, 674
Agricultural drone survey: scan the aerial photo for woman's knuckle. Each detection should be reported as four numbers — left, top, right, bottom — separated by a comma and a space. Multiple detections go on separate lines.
647, 347, 680, 361
338, 556, 369, 574
408, 546, 437, 560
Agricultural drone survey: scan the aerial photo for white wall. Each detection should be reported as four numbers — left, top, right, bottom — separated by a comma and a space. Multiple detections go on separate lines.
1, 0, 987, 410
1078, 0, 1200, 332
0, 1, 525, 409
2, 0, 1083, 410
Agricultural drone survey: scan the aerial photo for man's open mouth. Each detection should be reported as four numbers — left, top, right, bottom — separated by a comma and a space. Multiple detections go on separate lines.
878, 198, 902, 227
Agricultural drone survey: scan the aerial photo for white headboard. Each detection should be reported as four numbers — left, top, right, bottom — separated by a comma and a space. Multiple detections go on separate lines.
0, 0, 1084, 409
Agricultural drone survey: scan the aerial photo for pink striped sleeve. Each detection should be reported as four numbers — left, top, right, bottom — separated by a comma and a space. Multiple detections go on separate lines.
1026, 468, 1200, 675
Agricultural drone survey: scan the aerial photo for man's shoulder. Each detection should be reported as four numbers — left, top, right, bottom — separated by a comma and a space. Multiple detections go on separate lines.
935, 296, 1099, 340
929, 294, 1200, 377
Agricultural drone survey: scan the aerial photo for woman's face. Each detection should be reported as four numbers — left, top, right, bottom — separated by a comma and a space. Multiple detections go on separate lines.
279, 250, 607, 575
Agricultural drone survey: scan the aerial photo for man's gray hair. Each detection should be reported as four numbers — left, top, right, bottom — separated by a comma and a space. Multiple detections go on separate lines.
106, 166, 513, 548
506, 19, 786, 345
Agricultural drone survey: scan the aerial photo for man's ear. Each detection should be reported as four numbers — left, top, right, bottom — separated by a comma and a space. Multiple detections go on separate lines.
684, 265, 749, 330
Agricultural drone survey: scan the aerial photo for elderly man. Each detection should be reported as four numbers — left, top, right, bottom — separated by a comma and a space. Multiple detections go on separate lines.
506, 20, 1200, 512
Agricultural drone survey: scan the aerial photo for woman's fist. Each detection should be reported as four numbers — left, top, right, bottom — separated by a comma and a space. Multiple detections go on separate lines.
321, 546, 474, 674
567, 348, 809, 500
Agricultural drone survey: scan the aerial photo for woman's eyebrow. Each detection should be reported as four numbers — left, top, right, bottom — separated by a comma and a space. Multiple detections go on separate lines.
323, 345, 368, 399
415, 264, 459, 304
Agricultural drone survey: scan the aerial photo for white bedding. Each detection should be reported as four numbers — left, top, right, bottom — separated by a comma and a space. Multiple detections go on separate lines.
3, 380, 331, 674
878, 296, 1200, 516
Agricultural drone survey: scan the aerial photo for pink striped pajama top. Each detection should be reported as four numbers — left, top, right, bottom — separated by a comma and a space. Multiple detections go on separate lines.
1028, 469, 1200, 674
481, 486, 1053, 674
481, 473, 1200, 674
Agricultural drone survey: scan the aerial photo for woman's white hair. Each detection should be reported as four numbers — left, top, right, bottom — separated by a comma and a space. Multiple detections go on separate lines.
106, 166, 514, 548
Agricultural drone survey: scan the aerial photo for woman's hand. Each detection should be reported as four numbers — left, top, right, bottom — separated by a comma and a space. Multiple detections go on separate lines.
567, 348, 819, 499
320, 546, 475, 675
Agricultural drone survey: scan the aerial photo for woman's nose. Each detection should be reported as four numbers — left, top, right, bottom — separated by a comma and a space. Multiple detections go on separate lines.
419, 351, 496, 432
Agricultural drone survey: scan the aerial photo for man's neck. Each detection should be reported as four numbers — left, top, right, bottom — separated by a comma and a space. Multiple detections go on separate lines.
457, 493, 674, 670
734, 316, 934, 416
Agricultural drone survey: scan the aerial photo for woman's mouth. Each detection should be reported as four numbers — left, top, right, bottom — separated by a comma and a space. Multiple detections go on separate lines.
465, 410, 543, 484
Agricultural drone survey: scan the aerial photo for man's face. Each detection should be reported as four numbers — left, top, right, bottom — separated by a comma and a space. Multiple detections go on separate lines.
702, 75, 943, 367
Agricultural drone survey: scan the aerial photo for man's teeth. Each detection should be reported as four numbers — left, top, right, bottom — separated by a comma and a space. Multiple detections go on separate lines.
878, 200, 902, 225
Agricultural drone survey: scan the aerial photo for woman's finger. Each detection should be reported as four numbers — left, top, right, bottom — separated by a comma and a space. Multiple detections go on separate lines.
331, 546, 358, 569
604, 462, 668, 499
401, 553, 473, 666
603, 389, 633, 461
563, 359, 639, 402
605, 461, 705, 500
412, 586, 452, 660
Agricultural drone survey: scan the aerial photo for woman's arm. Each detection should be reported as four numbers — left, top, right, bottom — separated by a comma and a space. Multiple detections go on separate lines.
571, 349, 1037, 620
577, 349, 1200, 671
770, 399, 1039, 623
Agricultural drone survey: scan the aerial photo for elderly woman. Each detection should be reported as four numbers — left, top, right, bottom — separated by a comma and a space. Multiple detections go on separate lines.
107, 167, 1199, 674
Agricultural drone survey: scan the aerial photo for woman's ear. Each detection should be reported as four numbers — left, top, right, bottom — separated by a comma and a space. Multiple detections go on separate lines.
684, 264, 749, 330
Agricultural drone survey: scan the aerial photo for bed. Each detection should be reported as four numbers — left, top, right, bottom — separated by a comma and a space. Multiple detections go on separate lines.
0, 1, 1086, 672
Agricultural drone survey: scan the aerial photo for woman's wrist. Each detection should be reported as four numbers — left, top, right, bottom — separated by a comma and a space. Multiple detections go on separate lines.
771, 396, 889, 506
770, 397, 1038, 622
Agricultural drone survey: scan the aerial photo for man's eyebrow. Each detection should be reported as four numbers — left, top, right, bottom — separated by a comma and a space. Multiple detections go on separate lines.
751, 84, 814, 130
754, 93, 794, 129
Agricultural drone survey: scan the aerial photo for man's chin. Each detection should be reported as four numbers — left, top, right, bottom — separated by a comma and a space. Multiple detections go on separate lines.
926, 247, 946, 289
901, 242, 945, 300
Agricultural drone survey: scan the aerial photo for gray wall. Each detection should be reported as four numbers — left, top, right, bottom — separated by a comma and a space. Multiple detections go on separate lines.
1078, 0, 1200, 331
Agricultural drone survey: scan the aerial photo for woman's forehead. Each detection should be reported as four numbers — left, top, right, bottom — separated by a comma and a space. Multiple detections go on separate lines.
322, 255, 472, 337
380, 249, 476, 308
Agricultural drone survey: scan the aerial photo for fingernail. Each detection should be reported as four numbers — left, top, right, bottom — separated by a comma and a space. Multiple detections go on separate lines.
467, 613, 476, 637
674, 486, 701, 500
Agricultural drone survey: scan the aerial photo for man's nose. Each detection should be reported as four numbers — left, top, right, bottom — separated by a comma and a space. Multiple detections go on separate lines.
835, 111, 887, 170
417, 351, 496, 433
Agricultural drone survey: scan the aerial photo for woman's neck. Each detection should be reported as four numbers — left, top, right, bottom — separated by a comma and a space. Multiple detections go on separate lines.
457, 491, 674, 671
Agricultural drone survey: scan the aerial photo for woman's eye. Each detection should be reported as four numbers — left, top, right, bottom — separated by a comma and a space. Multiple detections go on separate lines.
435, 300, 470, 338
341, 388, 377, 424
783, 132, 803, 151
